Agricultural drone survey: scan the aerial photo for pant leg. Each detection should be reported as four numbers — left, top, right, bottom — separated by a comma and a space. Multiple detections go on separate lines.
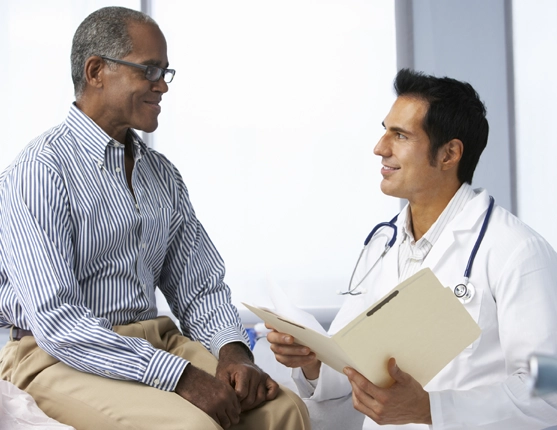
0, 317, 310, 430
0, 331, 221, 430
149, 318, 311, 429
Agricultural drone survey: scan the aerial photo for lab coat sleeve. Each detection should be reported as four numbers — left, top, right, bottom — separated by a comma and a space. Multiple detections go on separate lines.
429, 235, 557, 429
291, 367, 318, 398
292, 363, 353, 401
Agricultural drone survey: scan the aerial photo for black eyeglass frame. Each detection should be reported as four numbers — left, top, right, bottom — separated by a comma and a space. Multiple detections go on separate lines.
100, 55, 175, 83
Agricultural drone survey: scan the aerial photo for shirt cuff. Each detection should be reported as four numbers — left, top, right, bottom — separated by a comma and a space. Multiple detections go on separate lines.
292, 367, 317, 398
141, 348, 189, 391
428, 391, 445, 429
210, 325, 251, 359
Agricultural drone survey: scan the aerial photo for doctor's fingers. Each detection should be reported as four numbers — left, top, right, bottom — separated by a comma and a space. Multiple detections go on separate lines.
266, 329, 300, 347
345, 371, 389, 422
269, 345, 318, 369
344, 367, 383, 401
351, 387, 382, 422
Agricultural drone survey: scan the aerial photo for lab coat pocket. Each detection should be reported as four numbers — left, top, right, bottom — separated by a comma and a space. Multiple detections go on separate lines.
460, 282, 483, 350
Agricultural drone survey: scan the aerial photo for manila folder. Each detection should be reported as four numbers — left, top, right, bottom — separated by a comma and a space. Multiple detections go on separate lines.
244, 268, 481, 388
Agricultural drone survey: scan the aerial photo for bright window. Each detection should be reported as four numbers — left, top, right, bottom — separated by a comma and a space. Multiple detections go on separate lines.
0, 0, 139, 172
0, 1, 398, 321
150, 1, 398, 318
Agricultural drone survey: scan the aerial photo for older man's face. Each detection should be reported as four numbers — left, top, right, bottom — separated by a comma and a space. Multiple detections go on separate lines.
99, 22, 169, 139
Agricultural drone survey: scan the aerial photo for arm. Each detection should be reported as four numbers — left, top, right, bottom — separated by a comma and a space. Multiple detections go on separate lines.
156, 165, 249, 357
428, 236, 557, 429
156, 164, 278, 411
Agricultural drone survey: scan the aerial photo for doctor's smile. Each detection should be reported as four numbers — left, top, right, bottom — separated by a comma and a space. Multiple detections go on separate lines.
380, 164, 400, 175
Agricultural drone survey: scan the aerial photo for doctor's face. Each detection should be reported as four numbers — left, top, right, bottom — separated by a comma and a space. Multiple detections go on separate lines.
374, 96, 445, 204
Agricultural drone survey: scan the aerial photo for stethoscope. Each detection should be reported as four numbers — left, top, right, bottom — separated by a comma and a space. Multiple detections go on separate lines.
340, 196, 495, 305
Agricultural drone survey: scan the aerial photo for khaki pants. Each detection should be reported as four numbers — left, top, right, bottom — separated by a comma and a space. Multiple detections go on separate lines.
0, 317, 310, 430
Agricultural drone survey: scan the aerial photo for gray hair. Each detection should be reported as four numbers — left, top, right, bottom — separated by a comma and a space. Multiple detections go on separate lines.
71, 6, 157, 99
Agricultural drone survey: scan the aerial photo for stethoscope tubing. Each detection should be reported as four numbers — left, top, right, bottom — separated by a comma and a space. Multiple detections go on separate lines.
463, 195, 495, 280
344, 195, 495, 298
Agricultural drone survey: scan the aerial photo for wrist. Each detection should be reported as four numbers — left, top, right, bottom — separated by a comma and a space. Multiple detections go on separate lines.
219, 341, 254, 363
175, 363, 194, 395
301, 360, 321, 380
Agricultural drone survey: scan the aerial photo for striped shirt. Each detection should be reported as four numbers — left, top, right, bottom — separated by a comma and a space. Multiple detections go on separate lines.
0, 104, 248, 391
398, 183, 476, 281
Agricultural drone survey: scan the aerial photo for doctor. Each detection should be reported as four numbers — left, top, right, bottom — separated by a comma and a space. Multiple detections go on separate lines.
267, 69, 557, 429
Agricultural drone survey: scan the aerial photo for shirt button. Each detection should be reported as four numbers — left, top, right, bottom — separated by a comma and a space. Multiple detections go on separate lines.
135, 203, 139, 209
115, 167, 121, 173
142, 243, 146, 249
153, 378, 160, 386
114, 142, 121, 148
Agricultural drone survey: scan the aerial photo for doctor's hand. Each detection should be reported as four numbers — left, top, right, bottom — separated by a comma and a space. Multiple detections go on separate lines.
266, 324, 322, 380
344, 358, 432, 425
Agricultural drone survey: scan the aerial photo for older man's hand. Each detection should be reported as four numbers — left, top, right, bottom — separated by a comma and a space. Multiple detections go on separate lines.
216, 342, 279, 412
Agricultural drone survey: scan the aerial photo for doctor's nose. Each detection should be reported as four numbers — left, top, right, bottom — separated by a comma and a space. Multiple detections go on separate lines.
374, 135, 391, 157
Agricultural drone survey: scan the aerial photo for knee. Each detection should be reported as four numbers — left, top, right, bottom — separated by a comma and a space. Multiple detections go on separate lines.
267, 385, 311, 429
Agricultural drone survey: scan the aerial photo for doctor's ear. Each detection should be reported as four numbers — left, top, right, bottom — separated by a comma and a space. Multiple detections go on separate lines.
439, 139, 463, 171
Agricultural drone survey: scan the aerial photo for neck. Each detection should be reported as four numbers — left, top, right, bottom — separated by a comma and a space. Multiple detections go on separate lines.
408, 183, 462, 241
76, 98, 128, 144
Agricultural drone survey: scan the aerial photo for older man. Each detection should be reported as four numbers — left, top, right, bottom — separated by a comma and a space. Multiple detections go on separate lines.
0, 6, 309, 430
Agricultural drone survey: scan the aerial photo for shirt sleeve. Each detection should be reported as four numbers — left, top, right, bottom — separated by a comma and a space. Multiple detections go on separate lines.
1, 160, 188, 391
156, 164, 250, 359
429, 235, 557, 429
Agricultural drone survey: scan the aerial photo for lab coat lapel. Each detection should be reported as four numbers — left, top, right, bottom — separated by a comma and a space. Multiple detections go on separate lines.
421, 189, 491, 274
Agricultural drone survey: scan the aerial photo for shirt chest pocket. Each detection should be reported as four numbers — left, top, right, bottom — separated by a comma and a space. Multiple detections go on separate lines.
141, 207, 182, 275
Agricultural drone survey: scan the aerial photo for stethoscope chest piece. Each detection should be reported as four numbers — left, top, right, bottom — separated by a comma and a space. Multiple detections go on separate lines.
453, 282, 476, 305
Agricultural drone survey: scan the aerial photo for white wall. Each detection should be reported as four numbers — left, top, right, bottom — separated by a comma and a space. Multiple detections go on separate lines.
513, 0, 557, 250
0, 0, 140, 173
150, 1, 399, 320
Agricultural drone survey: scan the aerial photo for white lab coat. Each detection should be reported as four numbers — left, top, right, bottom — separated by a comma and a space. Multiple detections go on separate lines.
294, 188, 557, 429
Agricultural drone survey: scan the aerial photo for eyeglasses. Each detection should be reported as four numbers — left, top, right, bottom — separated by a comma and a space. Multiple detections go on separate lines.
100, 56, 176, 83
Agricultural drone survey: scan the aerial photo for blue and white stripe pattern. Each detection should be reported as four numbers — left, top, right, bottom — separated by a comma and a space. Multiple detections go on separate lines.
0, 104, 249, 391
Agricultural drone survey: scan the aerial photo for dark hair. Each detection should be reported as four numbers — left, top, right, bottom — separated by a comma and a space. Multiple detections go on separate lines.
394, 68, 489, 184
71, 7, 157, 99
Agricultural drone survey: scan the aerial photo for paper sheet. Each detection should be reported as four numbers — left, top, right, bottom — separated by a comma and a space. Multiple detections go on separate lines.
266, 280, 328, 336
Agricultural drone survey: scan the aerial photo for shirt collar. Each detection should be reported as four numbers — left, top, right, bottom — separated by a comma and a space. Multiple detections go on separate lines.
65, 103, 147, 163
